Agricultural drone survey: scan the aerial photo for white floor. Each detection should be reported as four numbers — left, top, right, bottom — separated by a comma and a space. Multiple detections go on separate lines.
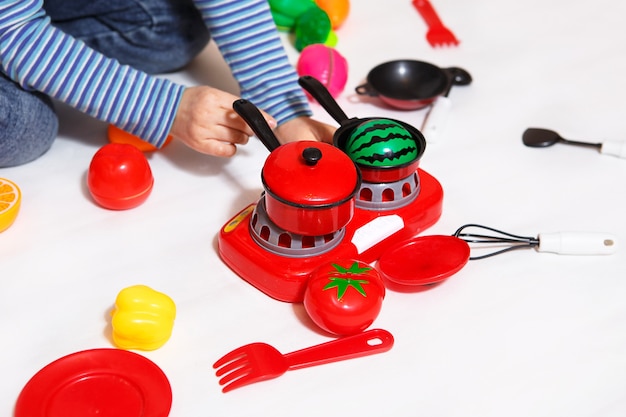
2, 0, 626, 416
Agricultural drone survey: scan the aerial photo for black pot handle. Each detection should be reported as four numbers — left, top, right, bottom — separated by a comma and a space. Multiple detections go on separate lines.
233, 99, 281, 152
355, 83, 379, 97
298, 75, 350, 125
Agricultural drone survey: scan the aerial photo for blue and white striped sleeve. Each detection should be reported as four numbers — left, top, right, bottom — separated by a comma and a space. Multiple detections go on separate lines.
193, 0, 312, 125
0, 0, 183, 147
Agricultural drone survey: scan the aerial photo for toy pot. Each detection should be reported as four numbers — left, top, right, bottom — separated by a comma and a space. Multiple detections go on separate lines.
233, 99, 361, 236
355, 60, 472, 110
298, 76, 426, 184
262, 141, 361, 236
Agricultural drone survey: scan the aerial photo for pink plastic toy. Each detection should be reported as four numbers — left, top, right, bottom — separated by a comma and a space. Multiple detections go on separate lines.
297, 44, 348, 98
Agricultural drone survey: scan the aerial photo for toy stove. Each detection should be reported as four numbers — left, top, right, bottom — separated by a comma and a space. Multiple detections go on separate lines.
218, 163, 443, 303
218, 98, 443, 303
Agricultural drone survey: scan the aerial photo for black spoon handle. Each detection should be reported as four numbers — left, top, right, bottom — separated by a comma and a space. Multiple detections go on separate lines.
560, 138, 601, 149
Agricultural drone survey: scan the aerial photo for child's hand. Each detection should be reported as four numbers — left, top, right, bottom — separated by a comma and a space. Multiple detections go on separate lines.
169, 86, 276, 157
274, 116, 336, 145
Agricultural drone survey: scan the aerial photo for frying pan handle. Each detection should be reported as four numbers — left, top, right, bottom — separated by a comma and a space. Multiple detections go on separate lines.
298, 75, 350, 124
232, 99, 281, 152
355, 83, 379, 98
442, 67, 472, 96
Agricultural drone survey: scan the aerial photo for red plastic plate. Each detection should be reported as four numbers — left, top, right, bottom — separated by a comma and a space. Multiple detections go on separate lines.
15, 348, 172, 417
377, 235, 470, 287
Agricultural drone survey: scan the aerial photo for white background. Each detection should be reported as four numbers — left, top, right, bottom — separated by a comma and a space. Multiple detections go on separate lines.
2, 0, 626, 416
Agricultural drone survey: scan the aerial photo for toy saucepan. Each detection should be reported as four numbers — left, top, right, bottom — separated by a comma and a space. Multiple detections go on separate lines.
233, 98, 361, 236
298, 75, 427, 184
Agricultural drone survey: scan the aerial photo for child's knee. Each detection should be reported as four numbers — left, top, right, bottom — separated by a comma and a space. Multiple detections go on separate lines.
0, 91, 58, 167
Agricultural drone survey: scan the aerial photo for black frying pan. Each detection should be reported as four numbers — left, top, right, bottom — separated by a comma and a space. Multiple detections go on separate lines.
355, 60, 471, 110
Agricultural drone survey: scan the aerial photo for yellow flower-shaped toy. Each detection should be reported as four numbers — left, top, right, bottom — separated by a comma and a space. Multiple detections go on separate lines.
111, 285, 176, 350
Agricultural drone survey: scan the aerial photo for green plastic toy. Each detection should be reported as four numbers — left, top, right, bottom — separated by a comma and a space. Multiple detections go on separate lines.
269, 0, 337, 51
269, 0, 316, 30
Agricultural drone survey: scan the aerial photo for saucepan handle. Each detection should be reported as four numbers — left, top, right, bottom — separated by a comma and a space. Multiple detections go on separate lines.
233, 99, 281, 152
299, 75, 350, 124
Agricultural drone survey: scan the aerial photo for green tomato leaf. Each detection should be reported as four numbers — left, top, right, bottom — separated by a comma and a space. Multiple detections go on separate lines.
323, 277, 369, 300
331, 262, 372, 275
323, 262, 373, 300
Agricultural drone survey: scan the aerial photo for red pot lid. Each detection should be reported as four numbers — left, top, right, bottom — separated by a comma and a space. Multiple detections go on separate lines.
262, 142, 360, 207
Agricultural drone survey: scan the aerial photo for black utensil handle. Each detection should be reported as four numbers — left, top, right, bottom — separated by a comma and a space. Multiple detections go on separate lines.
232, 99, 281, 152
354, 83, 379, 97
298, 75, 349, 124
442, 67, 472, 97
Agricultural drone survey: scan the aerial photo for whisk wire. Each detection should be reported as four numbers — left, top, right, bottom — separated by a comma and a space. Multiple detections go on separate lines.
453, 224, 540, 260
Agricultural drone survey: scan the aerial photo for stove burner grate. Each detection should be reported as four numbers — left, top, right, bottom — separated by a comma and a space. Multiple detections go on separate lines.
357, 172, 420, 211
249, 197, 345, 258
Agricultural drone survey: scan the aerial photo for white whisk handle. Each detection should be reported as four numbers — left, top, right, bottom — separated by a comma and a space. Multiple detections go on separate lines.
421, 96, 451, 143
537, 232, 618, 255
600, 141, 626, 158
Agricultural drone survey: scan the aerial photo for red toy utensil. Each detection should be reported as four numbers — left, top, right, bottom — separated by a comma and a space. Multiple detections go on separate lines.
213, 329, 394, 393
412, 0, 460, 47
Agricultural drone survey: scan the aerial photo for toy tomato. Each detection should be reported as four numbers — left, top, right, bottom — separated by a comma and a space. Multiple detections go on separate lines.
304, 260, 385, 336
87, 143, 154, 210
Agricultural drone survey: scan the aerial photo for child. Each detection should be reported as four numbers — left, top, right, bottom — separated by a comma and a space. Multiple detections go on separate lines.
0, 0, 336, 167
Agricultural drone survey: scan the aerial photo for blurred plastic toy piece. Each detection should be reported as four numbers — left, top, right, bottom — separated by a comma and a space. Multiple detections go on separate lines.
297, 44, 348, 98
270, 0, 316, 29
412, 0, 459, 47
0, 178, 21, 233
315, 0, 350, 29
108, 124, 173, 152
111, 285, 176, 351
87, 143, 154, 210
294, 6, 334, 51
269, 0, 340, 51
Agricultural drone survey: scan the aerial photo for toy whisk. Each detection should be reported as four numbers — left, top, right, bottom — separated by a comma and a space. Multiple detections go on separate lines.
453, 224, 617, 260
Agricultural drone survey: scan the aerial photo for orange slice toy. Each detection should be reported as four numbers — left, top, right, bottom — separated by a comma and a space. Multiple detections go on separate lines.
0, 178, 21, 233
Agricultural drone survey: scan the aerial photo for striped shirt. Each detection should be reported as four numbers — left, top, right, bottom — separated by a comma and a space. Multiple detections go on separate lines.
0, 0, 311, 147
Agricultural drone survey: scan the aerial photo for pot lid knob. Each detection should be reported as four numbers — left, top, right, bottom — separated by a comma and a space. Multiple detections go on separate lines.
302, 147, 322, 166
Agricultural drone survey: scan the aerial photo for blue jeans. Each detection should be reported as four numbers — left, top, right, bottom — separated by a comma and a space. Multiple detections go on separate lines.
0, 0, 210, 167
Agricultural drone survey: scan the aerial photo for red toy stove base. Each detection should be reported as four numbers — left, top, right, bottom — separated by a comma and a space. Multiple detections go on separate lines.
218, 169, 443, 303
